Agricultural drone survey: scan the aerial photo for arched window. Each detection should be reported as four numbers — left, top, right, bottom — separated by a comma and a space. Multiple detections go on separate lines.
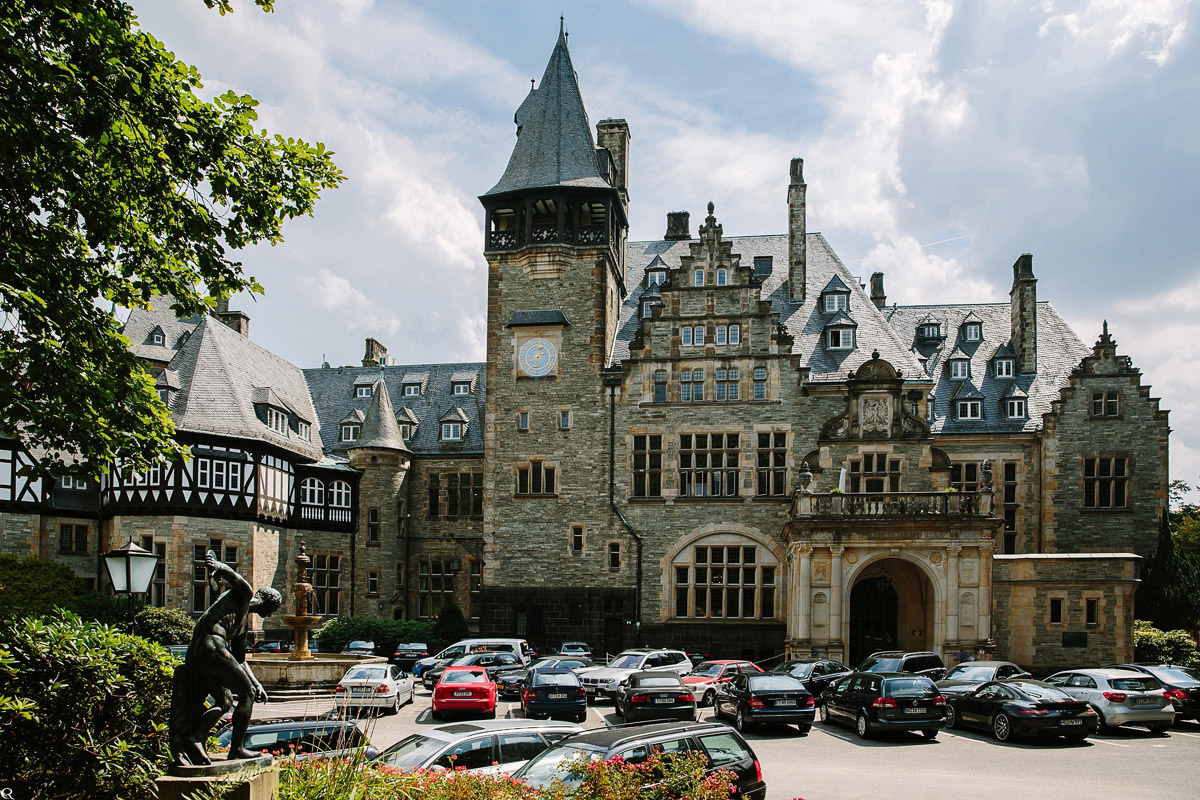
300, 478, 324, 506
329, 481, 352, 508
671, 535, 779, 620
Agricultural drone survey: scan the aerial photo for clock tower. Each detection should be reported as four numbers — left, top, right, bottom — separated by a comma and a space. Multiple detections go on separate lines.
479, 22, 631, 637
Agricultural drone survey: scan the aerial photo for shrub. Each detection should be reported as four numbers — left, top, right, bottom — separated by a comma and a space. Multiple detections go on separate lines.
0, 553, 82, 617
1134, 620, 1199, 667
0, 614, 174, 800
135, 605, 195, 645
313, 616, 435, 655
432, 602, 470, 651
75, 591, 130, 626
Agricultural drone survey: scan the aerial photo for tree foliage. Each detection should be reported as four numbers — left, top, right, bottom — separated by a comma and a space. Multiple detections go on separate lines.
0, 614, 175, 800
0, 0, 343, 479
0, 553, 82, 617
1136, 510, 1200, 632
134, 604, 194, 645
432, 600, 470, 650
313, 616, 436, 656
1133, 620, 1199, 667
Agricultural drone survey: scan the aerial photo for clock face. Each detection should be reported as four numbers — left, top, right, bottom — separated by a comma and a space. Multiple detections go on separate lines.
518, 337, 558, 377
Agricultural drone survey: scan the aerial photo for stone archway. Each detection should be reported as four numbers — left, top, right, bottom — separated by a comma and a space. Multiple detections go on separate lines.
847, 558, 935, 665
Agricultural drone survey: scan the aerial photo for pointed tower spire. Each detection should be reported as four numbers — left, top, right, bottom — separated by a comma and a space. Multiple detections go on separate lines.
353, 379, 410, 452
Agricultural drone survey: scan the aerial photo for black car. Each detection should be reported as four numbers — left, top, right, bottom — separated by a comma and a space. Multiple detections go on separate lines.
936, 661, 1031, 696
390, 642, 430, 669
498, 656, 595, 697
944, 680, 1099, 742
1104, 663, 1200, 722
714, 672, 815, 733
513, 720, 766, 799
686, 643, 717, 666
614, 671, 698, 723
771, 659, 852, 700
216, 716, 376, 759
424, 651, 525, 689
857, 650, 948, 681
521, 667, 588, 722
821, 672, 945, 739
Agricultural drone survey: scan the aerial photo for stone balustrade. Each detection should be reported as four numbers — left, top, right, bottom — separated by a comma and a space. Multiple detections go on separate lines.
791, 490, 993, 519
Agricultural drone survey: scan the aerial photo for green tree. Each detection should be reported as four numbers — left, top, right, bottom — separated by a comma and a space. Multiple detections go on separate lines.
1137, 510, 1200, 632
1133, 620, 1199, 667
432, 600, 470, 649
0, 0, 342, 479
134, 605, 194, 645
0, 553, 82, 617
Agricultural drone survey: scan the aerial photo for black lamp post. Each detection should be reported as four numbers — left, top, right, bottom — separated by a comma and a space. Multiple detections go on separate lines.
102, 538, 162, 624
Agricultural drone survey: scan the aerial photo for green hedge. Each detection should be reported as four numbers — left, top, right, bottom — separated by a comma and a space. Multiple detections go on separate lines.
314, 616, 436, 655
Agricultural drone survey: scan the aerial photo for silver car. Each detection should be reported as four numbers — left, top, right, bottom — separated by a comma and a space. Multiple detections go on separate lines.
1044, 668, 1174, 733
576, 648, 692, 699
373, 719, 583, 775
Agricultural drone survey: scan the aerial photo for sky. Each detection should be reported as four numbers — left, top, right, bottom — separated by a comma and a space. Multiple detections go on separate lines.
128, 0, 1200, 502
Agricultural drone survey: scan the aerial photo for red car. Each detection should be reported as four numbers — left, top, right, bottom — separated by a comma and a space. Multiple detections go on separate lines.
432, 666, 497, 720
684, 660, 764, 706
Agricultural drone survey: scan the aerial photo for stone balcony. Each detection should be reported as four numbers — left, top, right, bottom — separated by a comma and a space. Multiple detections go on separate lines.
790, 490, 994, 520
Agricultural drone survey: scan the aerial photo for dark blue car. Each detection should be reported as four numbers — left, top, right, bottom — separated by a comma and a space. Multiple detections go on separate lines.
522, 667, 587, 723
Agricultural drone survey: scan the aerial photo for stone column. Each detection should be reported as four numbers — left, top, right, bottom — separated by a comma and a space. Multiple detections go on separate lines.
829, 545, 844, 651
945, 543, 961, 644
979, 541, 994, 641
797, 545, 813, 641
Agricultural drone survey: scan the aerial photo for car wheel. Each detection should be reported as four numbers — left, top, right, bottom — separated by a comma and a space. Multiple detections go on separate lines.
796, 724, 811, 735
432, 709, 444, 721
1148, 724, 1170, 736
487, 706, 497, 720
386, 695, 400, 716
735, 706, 748, 732
992, 713, 1013, 742
944, 703, 958, 729
855, 711, 871, 739
819, 704, 831, 724
1092, 706, 1111, 734
922, 729, 937, 740
575, 710, 587, 723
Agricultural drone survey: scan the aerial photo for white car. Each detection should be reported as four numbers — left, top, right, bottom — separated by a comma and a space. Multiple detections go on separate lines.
1044, 668, 1174, 733
374, 718, 583, 775
335, 663, 414, 715
577, 648, 692, 699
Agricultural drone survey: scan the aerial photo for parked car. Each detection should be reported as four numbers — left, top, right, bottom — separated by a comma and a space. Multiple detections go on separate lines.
557, 641, 592, 659
373, 719, 583, 776
390, 642, 430, 669
413, 638, 530, 678
513, 720, 766, 799
423, 651, 525, 690
857, 650, 948, 681
334, 663, 414, 715
1103, 663, 1200, 722
943, 679, 1098, 742
1043, 668, 1174, 734
521, 667, 588, 722
498, 656, 596, 697
714, 672, 815, 733
821, 672, 946, 739
685, 643, 717, 666
577, 648, 692, 699
342, 640, 377, 656
936, 661, 1031, 696
251, 640, 288, 654
771, 658, 852, 701
684, 660, 764, 706
614, 671, 698, 723
432, 666, 498, 720
165, 643, 189, 658
216, 717, 376, 760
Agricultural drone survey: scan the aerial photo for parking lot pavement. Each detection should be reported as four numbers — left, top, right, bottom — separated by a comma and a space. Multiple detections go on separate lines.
253, 689, 1200, 800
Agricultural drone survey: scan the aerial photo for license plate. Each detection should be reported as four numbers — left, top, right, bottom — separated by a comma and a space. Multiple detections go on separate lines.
453, 691, 473, 697
655, 697, 674, 704
549, 693, 568, 700
351, 687, 373, 694
903, 707, 927, 715
1134, 698, 1158, 706
775, 699, 797, 707
1060, 719, 1082, 726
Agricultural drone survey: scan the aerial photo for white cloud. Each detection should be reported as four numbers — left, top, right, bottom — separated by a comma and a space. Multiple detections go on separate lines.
1040, 0, 1192, 65
301, 269, 402, 338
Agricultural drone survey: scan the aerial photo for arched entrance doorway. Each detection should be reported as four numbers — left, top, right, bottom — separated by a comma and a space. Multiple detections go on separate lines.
848, 558, 934, 665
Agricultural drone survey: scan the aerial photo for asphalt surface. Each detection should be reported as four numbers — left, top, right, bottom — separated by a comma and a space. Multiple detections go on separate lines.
253, 685, 1200, 800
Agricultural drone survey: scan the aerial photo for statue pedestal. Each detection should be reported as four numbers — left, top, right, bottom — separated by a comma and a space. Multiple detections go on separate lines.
156, 756, 278, 800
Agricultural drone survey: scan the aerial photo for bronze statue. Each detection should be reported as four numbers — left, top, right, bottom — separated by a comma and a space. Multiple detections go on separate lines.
169, 551, 283, 766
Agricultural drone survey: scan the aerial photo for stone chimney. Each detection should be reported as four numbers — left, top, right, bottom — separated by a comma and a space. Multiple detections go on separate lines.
870, 272, 887, 309
214, 298, 250, 337
363, 337, 388, 367
1010, 253, 1037, 373
787, 158, 807, 302
664, 211, 691, 241
596, 118, 630, 207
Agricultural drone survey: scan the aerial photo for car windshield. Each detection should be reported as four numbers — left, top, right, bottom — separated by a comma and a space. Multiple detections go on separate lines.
634, 676, 682, 688
517, 745, 595, 789
563, 643, 586, 650
859, 656, 903, 673
344, 667, 386, 681
534, 672, 579, 687
531, 658, 559, 669
1147, 667, 1200, 683
376, 733, 447, 769
347, 641, 373, 649
1011, 683, 1070, 701
1110, 677, 1161, 692
691, 663, 724, 677
884, 678, 938, 698
780, 663, 814, 678
748, 675, 804, 691
945, 664, 997, 681
608, 654, 644, 669
443, 670, 487, 684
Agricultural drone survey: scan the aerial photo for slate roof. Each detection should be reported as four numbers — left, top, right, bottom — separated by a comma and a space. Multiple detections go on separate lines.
354, 381, 410, 453
611, 233, 927, 381
482, 26, 612, 198
886, 302, 1090, 434
165, 316, 324, 460
507, 310, 572, 327
303, 363, 485, 456
122, 294, 205, 364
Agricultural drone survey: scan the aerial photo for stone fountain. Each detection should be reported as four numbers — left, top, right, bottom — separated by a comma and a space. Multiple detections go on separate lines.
281, 544, 321, 660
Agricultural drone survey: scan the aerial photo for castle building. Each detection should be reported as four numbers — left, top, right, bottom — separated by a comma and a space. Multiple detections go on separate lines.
0, 28, 1169, 672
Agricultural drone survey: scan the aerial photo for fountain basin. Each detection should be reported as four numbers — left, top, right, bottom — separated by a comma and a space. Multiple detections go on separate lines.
247, 653, 387, 691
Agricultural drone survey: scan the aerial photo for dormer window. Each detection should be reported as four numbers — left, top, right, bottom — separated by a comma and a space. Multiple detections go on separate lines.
995, 358, 1014, 378
341, 424, 360, 442
641, 302, 653, 318
957, 400, 982, 419
177, 330, 190, 348
399, 423, 413, 440
647, 271, 666, 285
827, 328, 854, 350
452, 382, 471, 396
918, 323, 941, 339
404, 384, 421, 397
753, 256, 772, 280
297, 421, 311, 441
949, 360, 970, 380
441, 422, 463, 441
963, 322, 982, 341
356, 386, 371, 398
157, 388, 171, 404
265, 407, 287, 434
824, 294, 848, 313
150, 327, 164, 346
1007, 398, 1027, 418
